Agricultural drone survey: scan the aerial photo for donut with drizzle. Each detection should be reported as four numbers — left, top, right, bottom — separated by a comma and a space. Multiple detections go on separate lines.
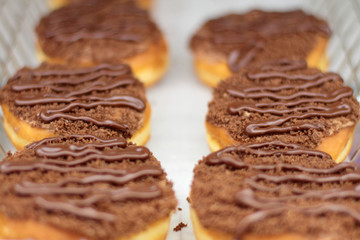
190, 10, 331, 87
0, 134, 176, 240
36, 0, 168, 87
0, 63, 151, 150
206, 59, 359, 163
191, 140, 360, 240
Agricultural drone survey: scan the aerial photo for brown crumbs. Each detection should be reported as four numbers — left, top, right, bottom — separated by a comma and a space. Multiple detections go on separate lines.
173, 222, 188, 232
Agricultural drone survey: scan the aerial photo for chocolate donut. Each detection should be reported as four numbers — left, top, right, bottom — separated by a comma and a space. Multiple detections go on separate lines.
36, 0, 168, 86
206, 59, 359, 163
0, 63, 151, 150
191, 141, 360, 239
190, 10, 331, 87
0, 135, 176, 240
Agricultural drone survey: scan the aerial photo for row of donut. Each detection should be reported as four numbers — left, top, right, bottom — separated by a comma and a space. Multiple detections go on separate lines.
190, 7, 360, 240
0, 0, 360, 240
0, 0, 176, 239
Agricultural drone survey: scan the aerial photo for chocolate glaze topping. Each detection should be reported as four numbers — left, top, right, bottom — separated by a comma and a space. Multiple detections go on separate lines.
190, 10, 331, 72
205, 140, 331, 167
1, 135, 159, 221
36, 0, 163, 61
226, 60, 352, 136
192, 141, 360, 239
38, 1, 157, 43
0, 135, 176, 239
0, 63, 147, 138
207, 59, 359, 147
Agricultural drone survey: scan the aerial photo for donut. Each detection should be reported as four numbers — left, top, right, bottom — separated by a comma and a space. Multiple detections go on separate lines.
36, 0, 167, 87
0, 134, 177, 240
206, 59, 359, 163
49, 0, 153, 11
0, 63, 151, 150
191, 140, 360, 240
190, 10, 331, 87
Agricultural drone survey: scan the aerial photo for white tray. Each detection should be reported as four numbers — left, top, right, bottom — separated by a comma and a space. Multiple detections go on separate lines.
0, 0, 360, 239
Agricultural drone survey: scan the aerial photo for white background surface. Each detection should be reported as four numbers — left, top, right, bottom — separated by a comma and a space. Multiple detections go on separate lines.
2, 0, 360, 239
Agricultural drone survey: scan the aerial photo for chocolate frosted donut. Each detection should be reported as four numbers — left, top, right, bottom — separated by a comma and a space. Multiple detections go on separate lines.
206, 59, 359, 163
191, 141, 360, 240
0, 63, 151, 150
0, 135, 177, 240
190, 10, 331, 87
36, 0, 168, 86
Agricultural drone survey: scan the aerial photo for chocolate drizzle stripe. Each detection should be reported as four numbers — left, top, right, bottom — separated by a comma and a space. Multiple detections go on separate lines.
1, 161, 162, 176
40, 112, 130, 133
226, 86, 353, 101
62, 79, 135, 98
206, 146, 330, 167
27, 134, 126, 149
13, 77, 135, 96
215, 160, 357, 174
246, 71, 333, 81
35, 197, 117, 221
15, 95, 144, 110
243, 73, 340, 92
251, 162, 357, 174
205, 141, 330, 167
242, 178, 345, 194
244, 109, 350, 137
244, 102, 350, 134
234, 140, 302, 149
33, 184, 161, 221
237, 188, 360, 203
22, 172, 156, 186
35, 146, 150, 166
260, 59, 307, 72
11, 71, 133, 91
252, 173, 360, 184
11, 64, 131, 80
39, 97, 145, 115
16, 184, 161, 203
14, 76, 134, 97
229, 103, 346, 116
67, 185, 162, 206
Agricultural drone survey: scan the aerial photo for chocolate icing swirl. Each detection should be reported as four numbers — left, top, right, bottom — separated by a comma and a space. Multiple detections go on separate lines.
225, 60, 353, 136
37, 0, 157, 43
191, 10, 331, 72
0, 135, 163, 222
8, 64, 146, 137
203, 140, 360, 238
205, 140, 331, 167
